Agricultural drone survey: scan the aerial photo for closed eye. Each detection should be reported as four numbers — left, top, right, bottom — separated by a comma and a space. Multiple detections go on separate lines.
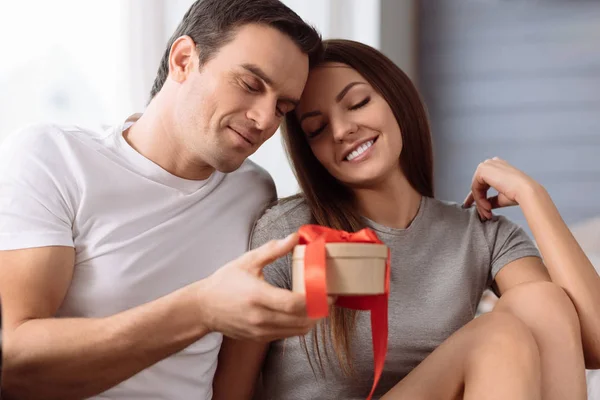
350, 97, 370, 110
307, 123, 327, 139
242, 80, 285, 117
243, 81, 260, 92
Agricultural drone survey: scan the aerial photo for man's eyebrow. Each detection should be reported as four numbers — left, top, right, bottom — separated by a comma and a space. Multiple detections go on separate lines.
241, 63, 300, 105
242, 63, 273, 86
299, 82, 367, 123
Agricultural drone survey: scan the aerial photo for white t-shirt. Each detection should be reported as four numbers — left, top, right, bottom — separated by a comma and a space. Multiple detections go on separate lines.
0, 118, 276, 399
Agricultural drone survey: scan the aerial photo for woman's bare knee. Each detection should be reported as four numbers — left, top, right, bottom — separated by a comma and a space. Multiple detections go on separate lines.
494, 281, 581, 353
494, 281, 587, 400
495, 281, 581, 345
467, 312, 540, 370
381, 312, 541, 400
463, 312, 541, 400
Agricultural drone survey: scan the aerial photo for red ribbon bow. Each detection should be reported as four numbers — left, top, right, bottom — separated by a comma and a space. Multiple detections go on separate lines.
298, 224, 390, 400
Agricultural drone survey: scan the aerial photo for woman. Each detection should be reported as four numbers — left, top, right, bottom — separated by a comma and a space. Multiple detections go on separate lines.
213, 39, 600, 399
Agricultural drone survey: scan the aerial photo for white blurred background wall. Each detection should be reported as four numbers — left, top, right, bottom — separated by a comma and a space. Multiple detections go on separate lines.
0, 0, 416, 197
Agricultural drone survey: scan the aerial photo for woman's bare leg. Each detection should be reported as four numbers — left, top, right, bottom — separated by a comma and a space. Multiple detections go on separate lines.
494, 281, 587, 400
381, 311, 541, 400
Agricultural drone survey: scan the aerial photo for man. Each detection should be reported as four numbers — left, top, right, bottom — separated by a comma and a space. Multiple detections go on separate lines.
0, 0, 322, 398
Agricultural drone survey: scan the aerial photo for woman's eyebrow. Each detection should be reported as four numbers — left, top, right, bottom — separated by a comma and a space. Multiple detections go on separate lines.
298, 82, 367, 123
335, 81, 366, 103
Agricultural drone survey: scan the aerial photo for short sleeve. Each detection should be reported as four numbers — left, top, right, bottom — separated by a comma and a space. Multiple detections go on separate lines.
249, 209, 294, 290
0, 125, 75, 250
482, 215, 541, 280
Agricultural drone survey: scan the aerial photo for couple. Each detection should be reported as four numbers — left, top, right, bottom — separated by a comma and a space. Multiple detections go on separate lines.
0, 0, 598, 399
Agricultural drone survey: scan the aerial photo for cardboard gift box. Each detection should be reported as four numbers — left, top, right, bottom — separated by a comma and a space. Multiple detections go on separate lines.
292, 243, 388, 295
293, 225, 389, 400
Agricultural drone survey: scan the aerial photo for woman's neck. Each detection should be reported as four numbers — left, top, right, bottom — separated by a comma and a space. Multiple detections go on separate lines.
352, 168, 423, 229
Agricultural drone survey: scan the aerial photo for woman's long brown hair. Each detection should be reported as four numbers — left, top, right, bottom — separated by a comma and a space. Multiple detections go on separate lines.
281, 39, 435, 376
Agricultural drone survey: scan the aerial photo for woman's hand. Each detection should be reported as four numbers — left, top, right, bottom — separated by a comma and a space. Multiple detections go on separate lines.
463, 157, 543, 220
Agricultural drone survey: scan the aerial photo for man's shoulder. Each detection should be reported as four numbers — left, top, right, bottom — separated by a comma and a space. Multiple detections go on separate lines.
2, 123, 65, 150
231, 159, 274, 185
0, 123, 77, 176
222, 159, 276, 198
1, 122, 108, 156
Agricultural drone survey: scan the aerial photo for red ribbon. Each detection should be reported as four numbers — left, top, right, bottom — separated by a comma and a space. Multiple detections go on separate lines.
298, 224, 390, 400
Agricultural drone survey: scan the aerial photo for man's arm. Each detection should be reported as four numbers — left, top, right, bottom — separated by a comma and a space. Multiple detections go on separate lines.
0, 246, 210, 399
1, 234, 316, 400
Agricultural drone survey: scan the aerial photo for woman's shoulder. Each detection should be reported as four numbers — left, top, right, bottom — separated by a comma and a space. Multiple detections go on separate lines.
262, 195, 313, 222
425, 196, 523, 237
425, 196, 538, 259
424, 196, 480, 226
251, 195, 314, 248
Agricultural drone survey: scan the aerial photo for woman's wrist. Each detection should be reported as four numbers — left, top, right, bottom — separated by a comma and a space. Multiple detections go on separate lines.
516, 180, 548, 209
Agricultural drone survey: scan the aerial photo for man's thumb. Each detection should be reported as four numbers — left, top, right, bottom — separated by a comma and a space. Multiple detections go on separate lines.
242, 232, 299, 274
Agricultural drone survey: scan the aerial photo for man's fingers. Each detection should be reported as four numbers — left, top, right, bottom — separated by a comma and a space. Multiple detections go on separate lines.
255, 281, 336, 315
227, 315, 316, 342
251, 308, 316, 331
249, 323, 317, 342
241, 233, 299, 273
240, 295, 318, 341
255, 281, 308, 315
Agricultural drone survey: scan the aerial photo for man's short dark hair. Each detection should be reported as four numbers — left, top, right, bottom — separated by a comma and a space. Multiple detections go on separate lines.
149, 0, 322, 100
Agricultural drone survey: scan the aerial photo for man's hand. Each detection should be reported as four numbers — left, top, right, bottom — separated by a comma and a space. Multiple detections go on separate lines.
197, 233, 318, 341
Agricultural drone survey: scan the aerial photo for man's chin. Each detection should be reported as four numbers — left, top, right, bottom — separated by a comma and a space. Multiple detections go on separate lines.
213, 158, 246, 173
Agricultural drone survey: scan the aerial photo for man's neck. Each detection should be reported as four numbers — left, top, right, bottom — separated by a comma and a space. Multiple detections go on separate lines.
123, 100, 215, 181
352, 169, 422, 229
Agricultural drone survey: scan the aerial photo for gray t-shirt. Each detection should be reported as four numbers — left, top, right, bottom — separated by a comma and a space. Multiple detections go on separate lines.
250, 195, 541, 400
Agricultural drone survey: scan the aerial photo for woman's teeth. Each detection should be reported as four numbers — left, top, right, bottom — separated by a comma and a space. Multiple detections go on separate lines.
346, 139, 374, 161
